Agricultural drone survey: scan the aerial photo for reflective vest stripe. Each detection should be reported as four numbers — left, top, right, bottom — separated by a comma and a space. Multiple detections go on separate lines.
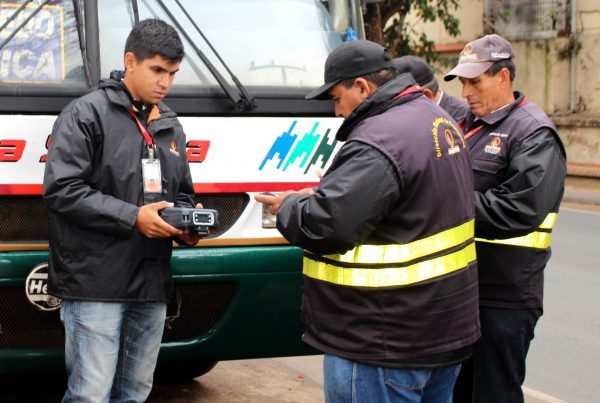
539, 212, 558, 229
320, 220, 474, 265
475, 213, 558, 249
303, 242, 476, 287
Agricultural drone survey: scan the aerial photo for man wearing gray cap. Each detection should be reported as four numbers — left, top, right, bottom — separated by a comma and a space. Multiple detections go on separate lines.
445, 34, 567, 402
256, 39, 480, 402
393, 55, 469, 122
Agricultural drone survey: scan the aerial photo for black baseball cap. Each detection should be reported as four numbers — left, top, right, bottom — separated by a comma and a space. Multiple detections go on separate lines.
444, 34, 515, 81
305, 40, 393, 100
392, 56, 435, 86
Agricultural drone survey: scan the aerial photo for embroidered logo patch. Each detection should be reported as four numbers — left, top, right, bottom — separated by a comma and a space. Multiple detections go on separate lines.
444, 128, 461, 155
484, 136, 502, 155
169, 140, 180, 156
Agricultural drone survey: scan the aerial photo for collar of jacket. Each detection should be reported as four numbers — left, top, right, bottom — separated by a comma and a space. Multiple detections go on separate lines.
98, 72, 180, 134
335, 73, 421, 142
464, 91, 525, 130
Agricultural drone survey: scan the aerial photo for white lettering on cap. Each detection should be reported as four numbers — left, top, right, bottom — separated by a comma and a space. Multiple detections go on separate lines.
491, 52, 510, 59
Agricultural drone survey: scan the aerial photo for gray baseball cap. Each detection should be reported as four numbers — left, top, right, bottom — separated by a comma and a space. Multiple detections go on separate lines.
306, 40, 393, 100
444, 34, 515, 81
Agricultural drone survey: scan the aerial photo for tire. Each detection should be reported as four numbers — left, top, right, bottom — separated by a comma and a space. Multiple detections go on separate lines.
154, 360, 219, 384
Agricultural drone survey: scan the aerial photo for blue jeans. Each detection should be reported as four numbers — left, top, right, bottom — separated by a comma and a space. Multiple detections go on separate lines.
60, 300, 167, 403
324, 354, 461, 403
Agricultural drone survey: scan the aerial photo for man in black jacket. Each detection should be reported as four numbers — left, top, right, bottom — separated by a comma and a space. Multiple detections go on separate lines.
256, 40, 480, 402
444, 34, 567, 403
43, 19, 199, 402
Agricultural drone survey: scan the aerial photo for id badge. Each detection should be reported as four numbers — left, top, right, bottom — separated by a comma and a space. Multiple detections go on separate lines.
142, 158, 162, 193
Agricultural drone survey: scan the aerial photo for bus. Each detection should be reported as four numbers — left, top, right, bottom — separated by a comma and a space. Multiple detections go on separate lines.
0, 0, 363, 380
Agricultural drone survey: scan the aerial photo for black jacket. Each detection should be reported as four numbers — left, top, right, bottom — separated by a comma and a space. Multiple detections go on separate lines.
463, 92, 567, 309
43, 76, 195, 302
277, 75, 479, 367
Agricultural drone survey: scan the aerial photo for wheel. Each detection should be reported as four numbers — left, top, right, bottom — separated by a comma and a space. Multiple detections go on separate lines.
154, 360, 218, 384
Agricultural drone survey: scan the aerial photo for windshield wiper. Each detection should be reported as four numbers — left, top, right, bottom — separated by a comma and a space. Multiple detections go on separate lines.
72, 0, 92, 86
0, 0, 50, 50
155, 0, 255, 111
172, 0, 256, 111
0, 0, 32, 34
131, 0, 140, 24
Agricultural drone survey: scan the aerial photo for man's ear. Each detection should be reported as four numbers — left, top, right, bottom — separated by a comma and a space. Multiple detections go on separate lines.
498, 67, 511, 87
354, 77, 375, 100
422, 88, 435, 100
124, 52, 137, 72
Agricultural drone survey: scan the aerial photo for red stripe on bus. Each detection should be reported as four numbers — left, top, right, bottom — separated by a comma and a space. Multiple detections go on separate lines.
0, 184, 43, 195
194, 182, 319, 193
0, 183, 320, 195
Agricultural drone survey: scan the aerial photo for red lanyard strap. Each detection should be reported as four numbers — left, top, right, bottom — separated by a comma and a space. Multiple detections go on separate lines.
127, 109, 153, 146
392, 85, 422, 100
464, 125, 484, 140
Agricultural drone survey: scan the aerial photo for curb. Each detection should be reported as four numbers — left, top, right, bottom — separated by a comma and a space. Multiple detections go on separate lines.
563, 176, 600, 206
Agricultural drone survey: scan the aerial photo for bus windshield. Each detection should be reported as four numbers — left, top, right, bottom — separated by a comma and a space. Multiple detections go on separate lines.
98, 0, 357, 88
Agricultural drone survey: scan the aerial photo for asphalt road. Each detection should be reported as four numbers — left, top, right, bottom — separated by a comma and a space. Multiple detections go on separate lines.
2, 205, 598, 402
522, 206, 600, 402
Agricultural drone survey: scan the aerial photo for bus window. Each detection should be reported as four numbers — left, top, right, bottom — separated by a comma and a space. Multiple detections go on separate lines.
98, 0, 347, 88
0, 0, 85, 84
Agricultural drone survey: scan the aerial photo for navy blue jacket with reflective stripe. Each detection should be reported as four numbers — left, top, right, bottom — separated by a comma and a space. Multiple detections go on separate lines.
277, 76, 480, 366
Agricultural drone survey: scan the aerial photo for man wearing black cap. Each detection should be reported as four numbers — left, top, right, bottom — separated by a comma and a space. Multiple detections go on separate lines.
445, 34, 567, 403
256, 40, 480, 402
393, 55, 469, 122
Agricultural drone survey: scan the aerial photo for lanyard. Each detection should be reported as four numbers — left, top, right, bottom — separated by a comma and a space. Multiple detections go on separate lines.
392, 85, 422, 100
464, 125, 484, 140
127, 109, 153, 146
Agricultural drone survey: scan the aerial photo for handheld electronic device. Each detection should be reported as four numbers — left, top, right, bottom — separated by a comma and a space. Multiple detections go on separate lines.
160, 207, 219, 236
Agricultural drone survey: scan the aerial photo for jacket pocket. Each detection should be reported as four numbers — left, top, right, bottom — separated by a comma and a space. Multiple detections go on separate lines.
60, 224, 91, 263
472, 158, 505, 190
472, 158, 504, 175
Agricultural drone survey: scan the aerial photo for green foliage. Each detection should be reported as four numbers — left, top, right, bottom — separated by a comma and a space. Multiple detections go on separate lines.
367, 0, 461, 63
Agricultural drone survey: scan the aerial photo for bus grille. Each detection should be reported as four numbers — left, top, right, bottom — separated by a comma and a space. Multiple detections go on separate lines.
0, 283, 236, 349
0, 194, 249, 243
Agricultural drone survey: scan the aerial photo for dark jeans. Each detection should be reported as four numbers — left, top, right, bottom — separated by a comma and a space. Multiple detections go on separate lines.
453, 307, 541, 403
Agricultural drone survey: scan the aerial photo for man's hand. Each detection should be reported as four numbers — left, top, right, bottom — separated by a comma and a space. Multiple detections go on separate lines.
135, 201, 183, 238
255, 190, 307, 215
176, 203, 204, 246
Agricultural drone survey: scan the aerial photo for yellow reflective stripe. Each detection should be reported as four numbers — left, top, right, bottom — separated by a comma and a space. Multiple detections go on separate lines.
476, 213, 557, 249
539, 213, 558, 229
303, 243, 476, 287
324, 220, 474, 265
476, 232, 552, 249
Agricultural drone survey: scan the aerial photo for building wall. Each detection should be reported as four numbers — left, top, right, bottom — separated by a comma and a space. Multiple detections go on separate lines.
575, 0, 600, 113
406, 0, 599, 116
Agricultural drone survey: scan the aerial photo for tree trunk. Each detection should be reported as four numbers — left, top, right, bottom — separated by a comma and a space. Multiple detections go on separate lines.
365, 3, 383, 44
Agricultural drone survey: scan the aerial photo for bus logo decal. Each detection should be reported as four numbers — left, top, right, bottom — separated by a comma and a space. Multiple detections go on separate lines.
25, 263, 61, 312
259, 121, 338, 174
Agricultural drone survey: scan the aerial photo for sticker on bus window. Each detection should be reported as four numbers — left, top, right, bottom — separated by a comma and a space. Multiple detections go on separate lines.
0, 3, 65, 83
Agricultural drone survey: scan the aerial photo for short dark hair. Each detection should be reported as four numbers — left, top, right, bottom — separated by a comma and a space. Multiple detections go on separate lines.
124, 19, 184, 63
486, 59, 516, 81
339, 68, 398, 89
